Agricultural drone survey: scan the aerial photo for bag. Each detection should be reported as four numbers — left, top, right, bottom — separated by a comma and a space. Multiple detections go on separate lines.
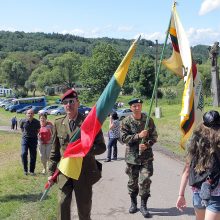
199, 181, 212, 207
39, 127, 52, 144
189, 154, 220, 189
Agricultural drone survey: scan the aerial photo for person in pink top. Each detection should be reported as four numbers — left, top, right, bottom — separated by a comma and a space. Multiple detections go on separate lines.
38, 113, 53, 174
176, 110, 220, 220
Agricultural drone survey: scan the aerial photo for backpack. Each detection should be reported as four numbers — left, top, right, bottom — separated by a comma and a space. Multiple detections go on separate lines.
189, 153, 220, 189
39, 126, 52, 144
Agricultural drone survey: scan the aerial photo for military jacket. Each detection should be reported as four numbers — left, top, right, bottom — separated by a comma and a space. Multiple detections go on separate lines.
120, 113, 158, 165
48, 113, 106, 188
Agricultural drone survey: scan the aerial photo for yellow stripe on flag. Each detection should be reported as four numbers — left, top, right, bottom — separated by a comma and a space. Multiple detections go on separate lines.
162, 50, 183, 78
114, 38, 138, 86
169, 27, 177, 37
58, 157, 83, 180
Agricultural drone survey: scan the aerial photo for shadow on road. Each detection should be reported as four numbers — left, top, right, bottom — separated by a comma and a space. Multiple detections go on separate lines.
97, 157, 125, 162
149, 207, 194, 217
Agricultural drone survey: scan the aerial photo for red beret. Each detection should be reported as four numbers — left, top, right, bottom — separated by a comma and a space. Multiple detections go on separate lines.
61, 89, 78, 101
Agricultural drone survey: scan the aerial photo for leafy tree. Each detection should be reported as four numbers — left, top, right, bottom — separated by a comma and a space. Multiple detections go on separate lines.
52, 52, 82, 88
26, 65, 50, 91
159, 67, 181, 87
80, 43, 121, 98
0, 58, 28, 90
128, 55, 155, 97
198, 62, 212, 97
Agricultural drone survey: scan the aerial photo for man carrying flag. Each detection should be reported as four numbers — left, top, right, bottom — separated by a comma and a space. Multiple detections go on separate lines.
48, 89, 106, 220
46, 37, 139, 219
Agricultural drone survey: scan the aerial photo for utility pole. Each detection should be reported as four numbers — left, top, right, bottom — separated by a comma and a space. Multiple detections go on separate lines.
155, 40, 158, 107
154, 39, 162, 118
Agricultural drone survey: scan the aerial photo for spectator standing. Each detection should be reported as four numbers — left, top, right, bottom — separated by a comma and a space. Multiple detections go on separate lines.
38, 113, 53, 174
105, 112, 120, 162
20, 109, 40, 175
11, 116, 17, 130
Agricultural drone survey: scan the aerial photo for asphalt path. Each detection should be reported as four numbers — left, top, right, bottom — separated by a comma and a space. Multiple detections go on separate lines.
72, 140, 195, 220
0, 126, 195, 219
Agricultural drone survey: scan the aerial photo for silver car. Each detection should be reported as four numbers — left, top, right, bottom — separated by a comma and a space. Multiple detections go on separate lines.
50, 106, 66, 115
116, 108, 132, 120
38, 105, 60, 115
116, 108, 147, 120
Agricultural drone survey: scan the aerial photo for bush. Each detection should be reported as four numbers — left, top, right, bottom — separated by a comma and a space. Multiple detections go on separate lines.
162, 88, 178, 104
13, 90, 27, 98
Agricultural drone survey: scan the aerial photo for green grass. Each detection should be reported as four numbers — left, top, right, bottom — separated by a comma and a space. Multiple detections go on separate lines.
0, 95, 220, 218
0, 131, 57, 220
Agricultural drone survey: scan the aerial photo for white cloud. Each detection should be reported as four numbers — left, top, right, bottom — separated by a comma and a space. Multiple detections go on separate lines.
199, 0, 220, 15
141, 32, 166, 43
186, 27, 220, 46
61, 28, 85, 36
140, 28, 220, 46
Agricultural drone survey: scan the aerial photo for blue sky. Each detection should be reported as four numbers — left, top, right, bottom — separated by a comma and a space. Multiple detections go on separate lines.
0, 0, 220, 46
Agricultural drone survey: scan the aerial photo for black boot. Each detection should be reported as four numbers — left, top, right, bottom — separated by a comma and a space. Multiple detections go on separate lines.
129, 195, 137, 214
140, 196, 151, 218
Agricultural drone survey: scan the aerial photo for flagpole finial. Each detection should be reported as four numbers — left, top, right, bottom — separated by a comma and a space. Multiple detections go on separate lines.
173, 1, 178, 8
133, 35, 141, 44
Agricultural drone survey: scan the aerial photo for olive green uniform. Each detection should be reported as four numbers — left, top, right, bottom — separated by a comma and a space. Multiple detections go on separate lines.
48, 113, 106, 220
120, 113, 158, 198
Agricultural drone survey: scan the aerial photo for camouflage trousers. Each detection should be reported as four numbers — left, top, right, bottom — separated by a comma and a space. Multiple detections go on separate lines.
125, 161, 153, 198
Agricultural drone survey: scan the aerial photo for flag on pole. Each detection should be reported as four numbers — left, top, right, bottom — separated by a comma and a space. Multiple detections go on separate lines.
162, 4, 203, 149
58, 36, 140, 179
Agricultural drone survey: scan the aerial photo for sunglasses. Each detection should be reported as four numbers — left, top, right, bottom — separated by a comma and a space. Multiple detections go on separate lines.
62, 100, 75, 105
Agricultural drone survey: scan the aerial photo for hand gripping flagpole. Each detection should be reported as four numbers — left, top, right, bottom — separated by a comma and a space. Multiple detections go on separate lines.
139, 4, 174, 154
40, 129, 81, 201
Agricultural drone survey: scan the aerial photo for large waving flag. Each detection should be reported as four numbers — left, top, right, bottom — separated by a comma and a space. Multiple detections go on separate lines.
162, 4, 203, 149
40, 37, 139, 201
57, 36, 139, 179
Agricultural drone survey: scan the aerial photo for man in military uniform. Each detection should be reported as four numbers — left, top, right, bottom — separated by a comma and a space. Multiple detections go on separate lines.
48, 89, 106, 220
120, 98, 158, 218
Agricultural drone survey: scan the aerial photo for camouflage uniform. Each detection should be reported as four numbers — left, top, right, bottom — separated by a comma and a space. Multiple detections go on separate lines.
120, 113, 158, 198
48, 113, 106, 220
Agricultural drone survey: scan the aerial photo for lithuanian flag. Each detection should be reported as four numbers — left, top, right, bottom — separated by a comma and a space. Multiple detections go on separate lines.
58, 36, 140, 179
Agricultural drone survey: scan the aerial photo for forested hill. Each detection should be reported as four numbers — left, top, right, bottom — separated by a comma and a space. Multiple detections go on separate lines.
0, 31, 209, 63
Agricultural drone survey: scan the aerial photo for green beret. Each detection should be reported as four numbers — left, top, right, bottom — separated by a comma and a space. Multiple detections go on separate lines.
128, 98, 143, 106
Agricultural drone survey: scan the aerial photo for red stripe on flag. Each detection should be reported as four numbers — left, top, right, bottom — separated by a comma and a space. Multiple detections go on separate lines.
63, 106, 102, 158
192, 62, 197, 80
172, 42, 180, 53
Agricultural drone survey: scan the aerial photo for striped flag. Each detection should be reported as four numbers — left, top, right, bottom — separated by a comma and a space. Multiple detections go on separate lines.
58, 36, 139, 179
162, 5, 203, 149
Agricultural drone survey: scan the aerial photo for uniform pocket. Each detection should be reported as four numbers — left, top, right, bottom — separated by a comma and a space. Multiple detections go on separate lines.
85, 160, 102, 185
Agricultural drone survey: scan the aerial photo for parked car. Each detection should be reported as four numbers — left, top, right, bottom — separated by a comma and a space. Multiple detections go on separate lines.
0, 99, 13, 108
38, 105, 60, 115
50, 106, 66, 115
4, 103, 14, 111
24, 106, 44, 114
78, 105, 91, 116
16, 105, 32, 113
116, 108, 132, 120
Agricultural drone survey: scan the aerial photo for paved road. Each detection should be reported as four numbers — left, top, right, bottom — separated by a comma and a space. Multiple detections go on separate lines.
72, 142, 195, 220
0, 126, 194, 219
